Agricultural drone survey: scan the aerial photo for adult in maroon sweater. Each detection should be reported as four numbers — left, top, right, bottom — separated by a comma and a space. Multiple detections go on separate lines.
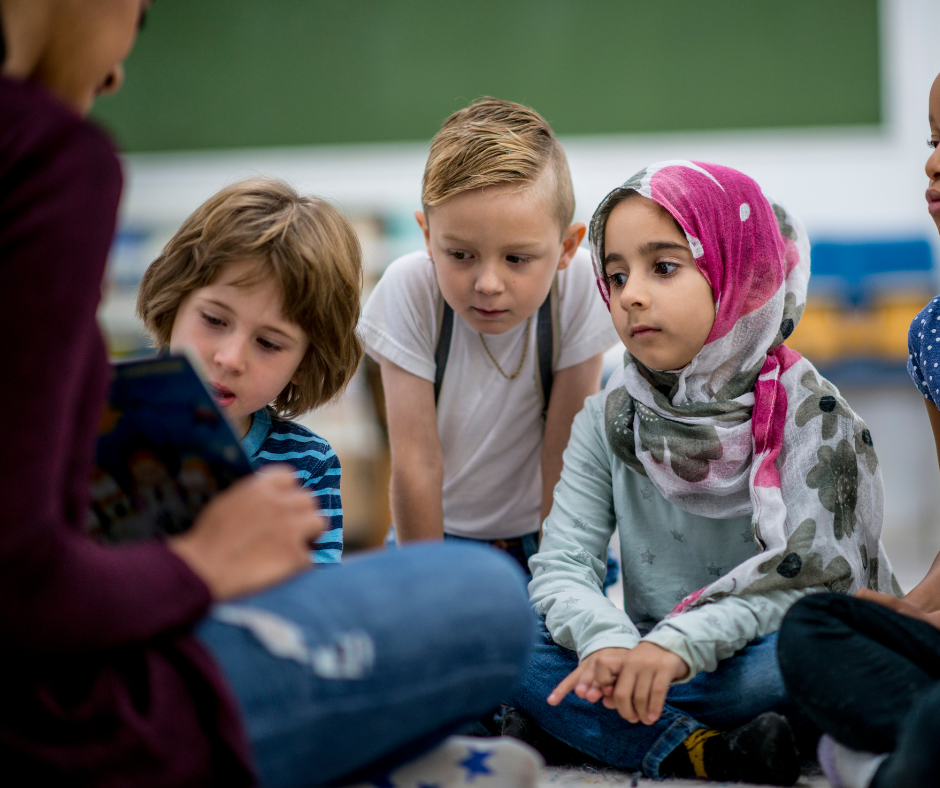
0, 1, 261, 782
0, 3, 535, 786
0, 0, 332, 784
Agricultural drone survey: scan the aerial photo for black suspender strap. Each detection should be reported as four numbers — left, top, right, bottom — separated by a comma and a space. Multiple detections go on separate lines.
433, 301, 455, 405
536, 291, 554, 416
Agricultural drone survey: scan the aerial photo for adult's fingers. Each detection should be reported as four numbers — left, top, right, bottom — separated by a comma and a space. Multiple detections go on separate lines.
303, 512, 327, 544
255, 464, 303, 489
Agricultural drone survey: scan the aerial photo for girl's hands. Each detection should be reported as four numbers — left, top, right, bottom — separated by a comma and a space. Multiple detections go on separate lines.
547, 643, 689, 725
167, 466, 324, 600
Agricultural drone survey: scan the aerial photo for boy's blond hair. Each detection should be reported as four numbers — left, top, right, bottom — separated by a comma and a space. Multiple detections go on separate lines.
137, 177, 363, 418
422, 98, 575, 232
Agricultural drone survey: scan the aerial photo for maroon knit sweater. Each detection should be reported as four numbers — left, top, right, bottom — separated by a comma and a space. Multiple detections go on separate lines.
0, 75, 255, 786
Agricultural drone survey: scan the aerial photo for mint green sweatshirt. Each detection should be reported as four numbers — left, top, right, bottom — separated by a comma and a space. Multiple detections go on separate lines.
529, 389, 819, 681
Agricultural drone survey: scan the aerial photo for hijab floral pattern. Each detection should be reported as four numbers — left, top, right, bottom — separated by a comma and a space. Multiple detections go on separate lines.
593, 161, 896, 611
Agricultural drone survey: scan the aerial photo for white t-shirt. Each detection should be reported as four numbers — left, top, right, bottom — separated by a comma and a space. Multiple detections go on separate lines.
360, 247, 620, 539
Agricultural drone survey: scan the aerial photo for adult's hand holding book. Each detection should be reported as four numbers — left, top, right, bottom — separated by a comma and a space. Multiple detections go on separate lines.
168, 466, 324, 600
89, 355, 324, 598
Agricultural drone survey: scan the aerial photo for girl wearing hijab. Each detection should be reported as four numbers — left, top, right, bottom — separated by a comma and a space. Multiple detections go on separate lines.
503, 160, 895, 784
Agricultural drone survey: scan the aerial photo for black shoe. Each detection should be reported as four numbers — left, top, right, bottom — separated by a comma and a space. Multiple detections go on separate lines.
721, 712, 801, 786
457, 706, 504, 737
501, 707, 605, 768
661, 711, 800, 785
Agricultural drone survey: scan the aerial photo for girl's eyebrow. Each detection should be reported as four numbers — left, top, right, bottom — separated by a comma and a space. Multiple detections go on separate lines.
603, 240, 690, 270
602, 252, 625, 270
639, 240, 690, 255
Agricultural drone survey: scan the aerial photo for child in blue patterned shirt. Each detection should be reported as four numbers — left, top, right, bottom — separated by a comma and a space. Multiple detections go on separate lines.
136, 177, 363, 563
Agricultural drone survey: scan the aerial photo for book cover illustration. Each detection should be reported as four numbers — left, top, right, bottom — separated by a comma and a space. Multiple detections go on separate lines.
88, 355, 253, 543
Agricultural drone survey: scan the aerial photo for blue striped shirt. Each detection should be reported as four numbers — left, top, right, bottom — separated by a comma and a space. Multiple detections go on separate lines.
241, 407, 343, 564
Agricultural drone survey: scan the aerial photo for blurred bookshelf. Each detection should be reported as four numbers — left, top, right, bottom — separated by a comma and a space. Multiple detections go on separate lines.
788, 239, 937, 386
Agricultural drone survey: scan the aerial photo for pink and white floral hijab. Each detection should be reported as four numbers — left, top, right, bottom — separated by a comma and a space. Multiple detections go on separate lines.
592, 161, 898, 611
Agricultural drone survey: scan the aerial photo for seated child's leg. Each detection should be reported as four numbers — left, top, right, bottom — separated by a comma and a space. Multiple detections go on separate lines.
666, 633, 796, 730
873, 680, 940, 787
778, 593, 940, 754
509, 620, 799, 781
507, 619, 703, 778
195, 543, 536, 788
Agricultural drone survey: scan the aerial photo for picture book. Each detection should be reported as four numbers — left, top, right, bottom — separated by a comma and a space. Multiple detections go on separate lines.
88, 354, 253, 543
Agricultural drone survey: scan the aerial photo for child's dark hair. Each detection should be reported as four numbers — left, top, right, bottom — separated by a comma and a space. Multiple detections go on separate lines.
137, 177, 363, 417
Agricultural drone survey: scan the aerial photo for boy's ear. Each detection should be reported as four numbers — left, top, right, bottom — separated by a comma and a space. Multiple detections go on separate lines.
556, 221, 587, 271
415, 210, 433, 259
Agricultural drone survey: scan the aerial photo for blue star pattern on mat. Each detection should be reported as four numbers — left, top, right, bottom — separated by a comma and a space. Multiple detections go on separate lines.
707, 563, 722, 576
741, 527, 753, 543
640, 549, 655, 565
675, 586, 689, 602
459, 748, 493, 781
641, 485, 654, 500
670, 529, 685, 542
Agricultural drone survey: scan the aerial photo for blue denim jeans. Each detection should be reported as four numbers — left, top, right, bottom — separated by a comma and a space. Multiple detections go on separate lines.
390, 527, 620, 591
443, 531, 541, 578
509, 619, 795, 779
197, 542, 536, 788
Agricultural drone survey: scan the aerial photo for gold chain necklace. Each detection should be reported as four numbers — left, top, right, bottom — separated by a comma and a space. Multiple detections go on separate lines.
479, 317, 531, 380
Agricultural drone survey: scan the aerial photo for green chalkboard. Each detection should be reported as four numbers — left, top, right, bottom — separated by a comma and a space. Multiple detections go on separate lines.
93, 0, 880, 152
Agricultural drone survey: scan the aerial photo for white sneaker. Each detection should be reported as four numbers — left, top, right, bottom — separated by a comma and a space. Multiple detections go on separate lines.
342, 735, 544, 788
817, 734, 888, 788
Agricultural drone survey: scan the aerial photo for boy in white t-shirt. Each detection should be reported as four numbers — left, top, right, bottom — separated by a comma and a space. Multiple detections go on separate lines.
361, 98, 619, 574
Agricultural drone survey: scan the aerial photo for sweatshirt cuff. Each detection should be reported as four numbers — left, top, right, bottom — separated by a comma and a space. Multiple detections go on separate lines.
641, 626, 703, 683
577, 631, 641, 661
